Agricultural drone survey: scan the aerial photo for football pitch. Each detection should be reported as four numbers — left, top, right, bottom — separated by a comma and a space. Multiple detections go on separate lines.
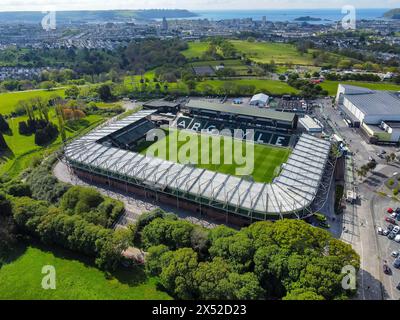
141, 129, 291, 183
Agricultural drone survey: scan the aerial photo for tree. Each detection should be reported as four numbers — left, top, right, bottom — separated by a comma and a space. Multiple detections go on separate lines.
146, 245, 170, 276
0, 132, 8, 151
284, 288, 325, 300
159, 248, 198, 299
0, 114, 10, 133
98, 84, 113, 102
65, 86, 80, 99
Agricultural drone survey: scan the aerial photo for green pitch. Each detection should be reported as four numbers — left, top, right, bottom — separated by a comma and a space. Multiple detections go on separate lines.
141, 129, 291, 183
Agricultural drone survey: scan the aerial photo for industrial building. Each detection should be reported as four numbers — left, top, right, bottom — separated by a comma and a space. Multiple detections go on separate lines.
336, 84, 400, 144
63, 109, 335, 224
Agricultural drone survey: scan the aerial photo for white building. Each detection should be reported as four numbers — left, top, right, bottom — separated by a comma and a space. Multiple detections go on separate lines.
336, 84, 400, 143
299, 115, 323, 134
250, 93, 270, 107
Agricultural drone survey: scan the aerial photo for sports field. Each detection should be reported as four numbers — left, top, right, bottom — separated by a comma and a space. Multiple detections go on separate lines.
142, 129, 291, 183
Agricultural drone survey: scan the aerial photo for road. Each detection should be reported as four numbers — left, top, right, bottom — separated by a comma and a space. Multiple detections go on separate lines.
316, 100, 400, 300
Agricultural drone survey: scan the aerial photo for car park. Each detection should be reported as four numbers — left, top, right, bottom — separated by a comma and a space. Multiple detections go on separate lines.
391, 251, 399, 258
386, 217, 397, 225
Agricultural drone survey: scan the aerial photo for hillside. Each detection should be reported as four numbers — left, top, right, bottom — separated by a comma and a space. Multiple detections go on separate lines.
383, 8, 400, 19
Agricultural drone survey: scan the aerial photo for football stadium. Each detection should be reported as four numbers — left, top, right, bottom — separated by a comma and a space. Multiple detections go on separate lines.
63, 100, 336, 225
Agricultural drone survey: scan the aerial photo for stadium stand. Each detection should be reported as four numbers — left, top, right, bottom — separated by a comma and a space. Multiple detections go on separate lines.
64, 109, 334, 222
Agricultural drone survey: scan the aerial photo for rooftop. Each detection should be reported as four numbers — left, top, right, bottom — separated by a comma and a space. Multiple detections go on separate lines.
186, 99, 296, 123
341, 84, 400, 117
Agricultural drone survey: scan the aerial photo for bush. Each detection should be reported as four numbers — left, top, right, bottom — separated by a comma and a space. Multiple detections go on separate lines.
7, 183, 32, 197
60, 186, 123, 227
389, 179, 395, 187
394, 189, 399, 196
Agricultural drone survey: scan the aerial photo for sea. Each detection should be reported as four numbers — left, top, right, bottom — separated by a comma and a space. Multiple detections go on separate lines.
182, 8, 392, 24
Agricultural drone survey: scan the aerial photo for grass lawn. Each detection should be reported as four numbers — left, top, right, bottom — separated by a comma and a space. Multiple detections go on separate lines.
142, 129, 291, 183
182, 41, 209, 59
231, 40, 314, 66
0, 111, 105, 177
321, 81, 400, 96
0, 245, 171, 300
197, 79, 299, 95
0, 88, 66, 115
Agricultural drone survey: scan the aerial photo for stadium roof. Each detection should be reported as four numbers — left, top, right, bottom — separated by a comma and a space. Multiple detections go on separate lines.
341, 84, 400, 116
64, 110, 331, 218
143, 100, 180, 108
186, 100, 296, 123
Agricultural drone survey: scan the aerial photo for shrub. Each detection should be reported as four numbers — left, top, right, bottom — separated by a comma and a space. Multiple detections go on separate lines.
7, 183, 31, 197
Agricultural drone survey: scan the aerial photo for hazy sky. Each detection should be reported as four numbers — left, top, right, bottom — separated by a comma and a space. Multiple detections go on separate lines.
0, 0, 397, 11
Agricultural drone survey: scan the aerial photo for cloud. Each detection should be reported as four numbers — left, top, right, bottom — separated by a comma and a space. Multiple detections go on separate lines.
0, 0, 396, 11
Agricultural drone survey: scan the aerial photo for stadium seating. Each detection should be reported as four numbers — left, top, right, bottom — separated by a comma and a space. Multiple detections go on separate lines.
173, 116, 292, 148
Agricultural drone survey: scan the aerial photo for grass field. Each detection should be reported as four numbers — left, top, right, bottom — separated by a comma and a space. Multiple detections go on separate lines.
0, 245, 171, 300
191, 59, 252, 76
0, 110, 105, 177
197, 79, 299, 95
0, 88, 66, 115
142, 129, 291, 183
231, 40, 314, 66
182, 41, 209, 59
321, 80, 400, 96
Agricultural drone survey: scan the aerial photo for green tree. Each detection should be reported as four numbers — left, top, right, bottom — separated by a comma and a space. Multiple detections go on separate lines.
159, 248, 198, 299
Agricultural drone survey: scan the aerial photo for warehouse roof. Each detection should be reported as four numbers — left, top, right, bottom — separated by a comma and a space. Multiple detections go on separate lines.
186, 100, 296, 122
341, 84, 400, 116
64, 110, 331, 217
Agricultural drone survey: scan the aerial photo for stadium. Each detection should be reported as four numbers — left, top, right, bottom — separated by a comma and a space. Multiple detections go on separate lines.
63, 99, 336, 226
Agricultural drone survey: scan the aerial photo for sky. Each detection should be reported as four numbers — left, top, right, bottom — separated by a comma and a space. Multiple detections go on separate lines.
0, 0, 398, 11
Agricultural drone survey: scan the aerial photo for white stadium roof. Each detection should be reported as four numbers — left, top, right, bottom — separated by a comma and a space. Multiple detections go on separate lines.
64, 110, 332, 218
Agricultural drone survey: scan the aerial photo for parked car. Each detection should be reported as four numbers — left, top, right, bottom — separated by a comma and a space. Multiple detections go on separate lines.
393, 226, 400, 234
394, 258, 400, 269
384, 264, 392, 274
383, 229, 390, 236
397, 282, 400, 291
388, 208, 394, 214
386, 217, 397, 225
395, 208, 400, 214
395, 235, 400, 243
391, 212, 399, 219
377, 227, 384, 235
391, 251, 399, 258
388, 224, 395, 231
388, 232, 396, 240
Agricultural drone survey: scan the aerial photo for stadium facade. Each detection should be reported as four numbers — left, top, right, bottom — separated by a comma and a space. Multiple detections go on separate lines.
63, 109, 335, 225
